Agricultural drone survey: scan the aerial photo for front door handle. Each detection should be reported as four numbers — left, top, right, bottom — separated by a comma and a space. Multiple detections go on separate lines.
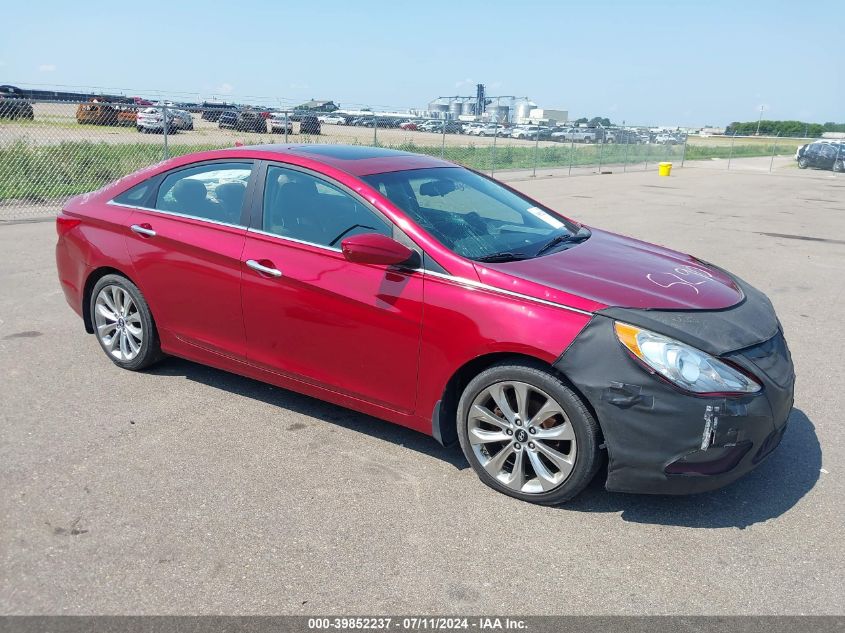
130, 224, 156, 237
245, 259, 283, 278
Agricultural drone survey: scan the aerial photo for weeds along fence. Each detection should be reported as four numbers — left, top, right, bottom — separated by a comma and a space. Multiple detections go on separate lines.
0, 100, 810, 221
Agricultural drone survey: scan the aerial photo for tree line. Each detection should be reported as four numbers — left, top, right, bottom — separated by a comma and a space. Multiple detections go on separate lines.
725, 120, 845, 138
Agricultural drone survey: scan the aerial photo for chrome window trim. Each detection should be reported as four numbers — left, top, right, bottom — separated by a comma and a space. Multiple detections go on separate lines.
245, 226, 343, 253
423, 270, 594, 316
106, 200, 247, 230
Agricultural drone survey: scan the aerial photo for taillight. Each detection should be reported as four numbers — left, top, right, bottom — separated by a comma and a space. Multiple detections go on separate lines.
56, 212, 81, 237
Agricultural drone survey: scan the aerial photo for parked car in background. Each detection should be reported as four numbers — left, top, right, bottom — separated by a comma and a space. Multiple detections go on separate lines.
200, 102, 232, 122
137, 107, 192, 132
0, 85, 34, 120
170, 108, 193, 131
300, 115, 321, 135
654, 133, 679, 145
610, 129, 643, 144
475, 123, 504, 137
136, 108, 177, 134
219, 108, 267, 133
425, 121, 463, 134
154, 103, 194, 130
796, 142, 845, 172
55, 145, 794, 505
318, 113, 347, 125
463, 122, 485, 136
287, 110, 312, 122
399, 120, 421, 131
551, 128, 599, 143
269, 113, 294, 135
76, 101, 135, 126
794, 139, 830, 160
511, 125, 551, 140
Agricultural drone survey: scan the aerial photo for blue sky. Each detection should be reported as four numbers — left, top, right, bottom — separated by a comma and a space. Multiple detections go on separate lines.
3, 0, 842, 126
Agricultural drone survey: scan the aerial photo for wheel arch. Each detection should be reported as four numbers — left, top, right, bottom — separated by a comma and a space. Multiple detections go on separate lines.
431, 351, 601, 447
81, 266, 140, 334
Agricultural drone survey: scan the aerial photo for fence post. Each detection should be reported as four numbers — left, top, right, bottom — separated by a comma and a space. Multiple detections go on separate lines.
441, 119, 447, 158
769, 132, 780, 173
490, 124, 498, 177
624, 134, 629, 172
284, 111, 289, 143
727, 134, 736, 170
373, 114, 378, 146
568, 137, 575, 176
532, 126, 541, 177
598, 135, 604, 173
162, 104, 169, 160
681, 134, 687, 167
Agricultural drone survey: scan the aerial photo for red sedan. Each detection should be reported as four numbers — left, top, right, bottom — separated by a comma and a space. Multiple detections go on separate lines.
55, 145, 794, 504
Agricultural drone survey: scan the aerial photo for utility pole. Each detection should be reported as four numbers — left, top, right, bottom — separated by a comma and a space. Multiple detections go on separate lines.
755, 105, 765, 136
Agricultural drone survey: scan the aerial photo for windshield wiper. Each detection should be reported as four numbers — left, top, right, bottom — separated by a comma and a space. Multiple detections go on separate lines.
535, 228, 590, 257
476, 251, 531, 263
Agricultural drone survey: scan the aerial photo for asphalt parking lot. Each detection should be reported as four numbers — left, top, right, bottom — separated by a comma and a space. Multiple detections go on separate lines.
1, 166, 843, 615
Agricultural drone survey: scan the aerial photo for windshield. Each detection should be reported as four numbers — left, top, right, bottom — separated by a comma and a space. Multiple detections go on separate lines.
363, 167, 579, 260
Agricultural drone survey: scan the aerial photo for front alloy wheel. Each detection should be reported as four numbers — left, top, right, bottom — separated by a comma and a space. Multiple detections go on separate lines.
457, 362, 601, 504
467, 381, 577, 493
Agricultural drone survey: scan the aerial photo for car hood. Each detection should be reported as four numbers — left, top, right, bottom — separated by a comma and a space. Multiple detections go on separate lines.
476, 227, 744, 310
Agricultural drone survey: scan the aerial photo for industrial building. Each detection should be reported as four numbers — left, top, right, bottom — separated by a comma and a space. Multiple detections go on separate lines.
425, 85, 567, 125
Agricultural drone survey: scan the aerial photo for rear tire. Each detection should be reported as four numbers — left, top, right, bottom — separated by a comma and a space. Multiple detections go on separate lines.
833, 160, 844, 173
457, 361, 601, 505
90, 274, 162, 371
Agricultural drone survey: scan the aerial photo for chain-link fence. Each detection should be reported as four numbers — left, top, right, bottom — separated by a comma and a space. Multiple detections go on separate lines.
0, 99, 836, 222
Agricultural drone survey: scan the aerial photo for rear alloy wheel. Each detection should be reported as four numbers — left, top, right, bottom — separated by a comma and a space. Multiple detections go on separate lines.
457, 363, 601, 504
834, 159, 844, 173
91, 274, 161, 371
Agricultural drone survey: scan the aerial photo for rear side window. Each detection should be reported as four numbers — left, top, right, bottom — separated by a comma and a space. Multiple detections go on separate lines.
155, 162, 252, 225
114, 181, 154, 206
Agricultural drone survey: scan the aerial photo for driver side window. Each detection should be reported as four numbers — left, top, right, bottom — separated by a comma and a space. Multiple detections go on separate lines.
262, 166, 391, 248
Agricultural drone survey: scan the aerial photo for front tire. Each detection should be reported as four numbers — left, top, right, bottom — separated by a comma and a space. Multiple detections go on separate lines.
833, 159, 844, 173
797, 157, 809, 169
457, 362, 601, 505
90, 274, 162, 371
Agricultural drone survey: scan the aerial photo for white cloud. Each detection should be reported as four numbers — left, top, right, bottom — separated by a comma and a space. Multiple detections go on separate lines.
216, 82, 234, 95
455, 78, 474, 90
38, 64, 56, 72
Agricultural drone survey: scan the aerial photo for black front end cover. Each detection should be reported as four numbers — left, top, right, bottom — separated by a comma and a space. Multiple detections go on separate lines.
554, 274, 795, 495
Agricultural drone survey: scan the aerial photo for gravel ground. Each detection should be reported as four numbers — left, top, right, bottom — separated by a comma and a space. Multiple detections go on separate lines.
0, 166, 843, 615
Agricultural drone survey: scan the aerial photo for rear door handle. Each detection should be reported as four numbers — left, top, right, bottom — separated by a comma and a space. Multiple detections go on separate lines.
245, 259, 283, 278
130, 224, 156, 237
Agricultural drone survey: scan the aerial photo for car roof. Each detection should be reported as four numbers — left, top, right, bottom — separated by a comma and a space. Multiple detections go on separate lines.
240, 144, 456, 176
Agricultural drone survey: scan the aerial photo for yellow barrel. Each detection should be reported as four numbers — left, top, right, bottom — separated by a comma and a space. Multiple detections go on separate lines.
658, 162, 673, 176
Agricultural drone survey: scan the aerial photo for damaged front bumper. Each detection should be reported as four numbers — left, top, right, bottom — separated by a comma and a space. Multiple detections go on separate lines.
555, 276, 795, 495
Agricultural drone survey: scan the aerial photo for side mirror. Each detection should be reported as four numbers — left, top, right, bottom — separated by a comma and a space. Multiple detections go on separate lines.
341, 233, 414, 267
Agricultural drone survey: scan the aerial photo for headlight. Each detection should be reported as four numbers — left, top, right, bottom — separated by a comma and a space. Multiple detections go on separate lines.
614, 322, 760, 395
